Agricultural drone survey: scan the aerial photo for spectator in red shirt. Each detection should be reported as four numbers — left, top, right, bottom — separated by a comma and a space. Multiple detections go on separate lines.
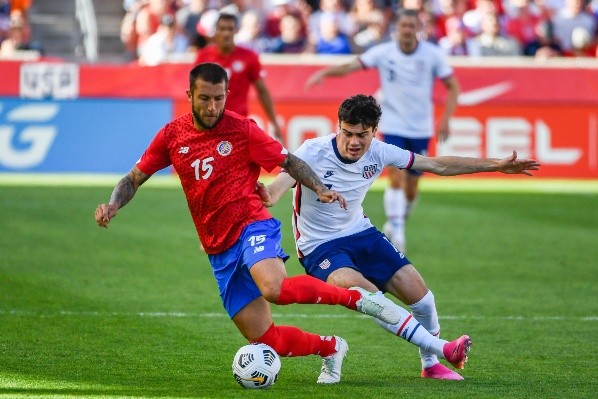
505, 0, 543, 50
195, 13, 282, 140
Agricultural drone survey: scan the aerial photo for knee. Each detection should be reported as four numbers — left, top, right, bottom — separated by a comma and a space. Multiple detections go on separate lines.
260, 282, 282, 303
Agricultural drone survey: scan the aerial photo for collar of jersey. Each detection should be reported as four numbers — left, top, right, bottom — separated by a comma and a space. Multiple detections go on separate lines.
331, 137, 357, 164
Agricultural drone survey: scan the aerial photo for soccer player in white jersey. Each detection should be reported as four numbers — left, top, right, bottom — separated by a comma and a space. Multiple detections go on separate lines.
257, 94, 540, 380
305, 8, 460, 253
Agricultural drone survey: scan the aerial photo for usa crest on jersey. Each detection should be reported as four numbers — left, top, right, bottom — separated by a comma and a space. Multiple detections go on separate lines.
362, 164, 378, 179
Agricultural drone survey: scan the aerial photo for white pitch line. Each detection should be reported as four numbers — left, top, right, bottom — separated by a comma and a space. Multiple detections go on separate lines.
0, 309, 595, 321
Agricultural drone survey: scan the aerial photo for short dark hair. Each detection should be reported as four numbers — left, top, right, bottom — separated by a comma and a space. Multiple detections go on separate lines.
216, 12, 238, 27
338, 95, 381, 130
189, 62, 229, 91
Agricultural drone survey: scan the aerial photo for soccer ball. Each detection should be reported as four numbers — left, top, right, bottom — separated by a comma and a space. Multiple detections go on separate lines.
232, 343, 281, 389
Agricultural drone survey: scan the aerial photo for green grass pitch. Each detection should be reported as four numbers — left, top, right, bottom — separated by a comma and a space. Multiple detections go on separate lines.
1, 176, 596, 398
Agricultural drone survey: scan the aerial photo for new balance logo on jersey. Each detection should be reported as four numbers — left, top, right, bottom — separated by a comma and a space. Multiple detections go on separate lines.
179, 147, 189, 154
362, 165, 378, 179
319, 259, 331, 270
324, 171, 334, 178
253, 246, 264, 254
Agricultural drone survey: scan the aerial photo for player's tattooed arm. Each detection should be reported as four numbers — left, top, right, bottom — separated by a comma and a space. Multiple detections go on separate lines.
281, 154, 347, 209
109, 167, 150, 208
281, 153, 326, 194
95, 166, 150, 228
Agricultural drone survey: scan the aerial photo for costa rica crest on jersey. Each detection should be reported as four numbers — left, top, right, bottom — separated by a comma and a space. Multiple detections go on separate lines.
217, 141, 232, 156
362, 164, 378, 179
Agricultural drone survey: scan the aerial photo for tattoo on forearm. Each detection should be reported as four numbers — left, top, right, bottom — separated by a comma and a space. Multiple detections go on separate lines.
282, 154, 325, 193
109, 169, 148, 208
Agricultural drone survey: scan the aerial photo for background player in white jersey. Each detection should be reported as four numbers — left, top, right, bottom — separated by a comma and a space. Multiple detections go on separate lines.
257, 94, 540, 380
305, 8, 460, 253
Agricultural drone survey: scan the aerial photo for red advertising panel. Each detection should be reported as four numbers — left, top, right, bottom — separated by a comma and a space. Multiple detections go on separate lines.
1, 58, 597, 178
246, 102, 598, 179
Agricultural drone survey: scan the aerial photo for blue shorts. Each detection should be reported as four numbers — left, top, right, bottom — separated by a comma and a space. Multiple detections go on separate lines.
208, 218, 289, 319
299, 227, 411, 291
381, 134, 430, 177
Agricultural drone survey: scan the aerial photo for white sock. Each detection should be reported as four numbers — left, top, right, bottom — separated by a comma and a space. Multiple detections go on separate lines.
410, 290, 441, 369
383, 187, 407, 222
383, 188, 407, 250
374, 307, 447, 359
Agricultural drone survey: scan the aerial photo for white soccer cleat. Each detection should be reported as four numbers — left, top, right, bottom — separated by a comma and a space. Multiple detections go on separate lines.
317, 336, 348, 384
351, 286, 401, 324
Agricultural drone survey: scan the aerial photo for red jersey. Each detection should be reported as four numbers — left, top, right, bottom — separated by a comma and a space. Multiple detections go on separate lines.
136, 111, 288, 254
194, 45, 262, 116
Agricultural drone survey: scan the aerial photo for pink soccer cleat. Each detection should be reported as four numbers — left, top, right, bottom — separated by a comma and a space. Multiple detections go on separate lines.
443, 335, 471, 369
421, 363, 464, 380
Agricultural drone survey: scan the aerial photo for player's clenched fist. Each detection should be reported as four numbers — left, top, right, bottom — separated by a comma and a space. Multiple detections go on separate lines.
95, 203, 118, 228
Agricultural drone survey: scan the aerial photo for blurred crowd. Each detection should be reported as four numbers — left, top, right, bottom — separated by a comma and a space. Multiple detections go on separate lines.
1, 0, 597, 62
124, 0, 598, 65
0, 0, 42, 59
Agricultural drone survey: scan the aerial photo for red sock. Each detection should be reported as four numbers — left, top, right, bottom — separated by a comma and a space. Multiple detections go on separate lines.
253, 323, 337, 357
276, 275, 359, 310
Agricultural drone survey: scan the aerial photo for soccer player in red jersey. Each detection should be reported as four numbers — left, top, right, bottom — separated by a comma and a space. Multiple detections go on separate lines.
195, 13, 282, 140
94, 63, 405, 384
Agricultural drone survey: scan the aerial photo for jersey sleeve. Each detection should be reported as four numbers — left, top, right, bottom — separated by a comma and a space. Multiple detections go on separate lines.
247, 119, 288, 172
136, 127, 172, 175
380, 140, 415, 170
358, 43, 384, 69
434, 46, 453, 79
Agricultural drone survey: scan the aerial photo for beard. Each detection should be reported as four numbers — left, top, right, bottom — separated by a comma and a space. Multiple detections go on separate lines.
192, 107, 224, 130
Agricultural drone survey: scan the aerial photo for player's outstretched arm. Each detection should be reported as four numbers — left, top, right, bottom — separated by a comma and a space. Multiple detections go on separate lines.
281, 154, 348, 209
304, 59, 362, 90
411, 151, 541, 177
256, 172, 296, 207
94, 166, 151, 228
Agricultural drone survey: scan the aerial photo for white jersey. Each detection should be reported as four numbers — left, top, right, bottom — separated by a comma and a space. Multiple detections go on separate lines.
291, 135, 414, 256
359, 40, 453, 139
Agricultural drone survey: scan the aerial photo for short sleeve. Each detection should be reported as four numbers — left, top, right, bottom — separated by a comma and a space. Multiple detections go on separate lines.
434, 46, 453, 80
358, 43, 385, 69
380, 140, 414, 170
247, 120, 288, 172
136, 127, 172, 175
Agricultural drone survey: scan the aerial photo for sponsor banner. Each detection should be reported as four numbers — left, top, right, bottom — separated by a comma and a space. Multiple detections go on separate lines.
1, 60, 595, 105
438, 105, 597, 178
0, 61, 21, 96
1, 60, 597, 106
19, 63, 80, 99
245, 102, 598, 178
259, 63, 598, 105
1, 60, 597, 178
77, 63, 188, 99
0, 98, 171, 173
